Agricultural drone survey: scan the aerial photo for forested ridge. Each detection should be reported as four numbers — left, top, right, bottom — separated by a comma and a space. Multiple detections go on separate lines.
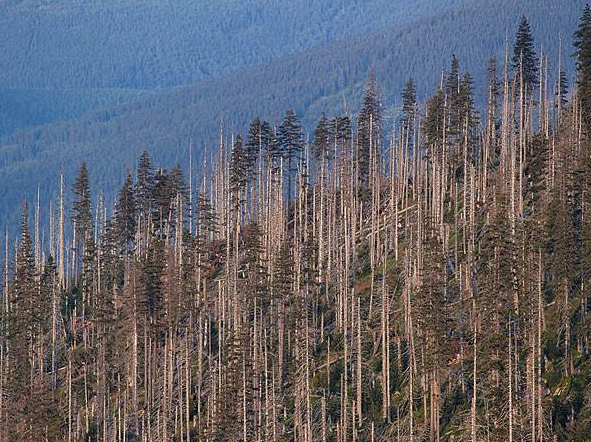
0, 0, 584, 231
0, 0, 466, 136
1, 6, 591, 442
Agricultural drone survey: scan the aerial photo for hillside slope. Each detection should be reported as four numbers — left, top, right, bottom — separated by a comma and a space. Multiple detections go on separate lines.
0, 0, 585, 229
0, 88, 150, 136
0, 0, 467, 89
0, 0, 467, 136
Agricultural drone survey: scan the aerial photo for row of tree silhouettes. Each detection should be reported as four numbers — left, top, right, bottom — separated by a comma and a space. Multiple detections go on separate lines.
1, 9, 591, 442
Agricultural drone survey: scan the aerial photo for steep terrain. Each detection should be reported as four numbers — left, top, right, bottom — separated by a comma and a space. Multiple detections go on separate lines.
0, 0, 467, 135
0, 0, 585, 229
0, 0, 467, 89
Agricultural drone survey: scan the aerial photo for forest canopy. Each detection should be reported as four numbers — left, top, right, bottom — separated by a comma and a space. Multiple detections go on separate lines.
1, 4, 591, 442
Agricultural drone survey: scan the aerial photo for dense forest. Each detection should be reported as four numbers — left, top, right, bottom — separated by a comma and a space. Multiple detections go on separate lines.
0, 0, 584, 231
0, 0, 466, 136
1, 6, 591, 442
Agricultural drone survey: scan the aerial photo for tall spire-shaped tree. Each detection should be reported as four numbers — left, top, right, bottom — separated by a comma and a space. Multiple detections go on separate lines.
401, 77, 417, 132
5, 204, 38, 441
313, 113, 331, 163
574, 4, 591, 128
575, 5, 591, 365
230, 134, 248, 197
278, 109, 303, 200
136, 151, 154, 217
72, 162, 92, 242
113, 172, 136, 254
512, 15, 539, 91
357, 71, 382, 189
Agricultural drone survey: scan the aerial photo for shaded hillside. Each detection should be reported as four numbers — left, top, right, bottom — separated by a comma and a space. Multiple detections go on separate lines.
2, 5, 591, 434
0, 0, 467, 89
0, 0, 584, 230
0, 0, 466, 135
0, 88, 150, 136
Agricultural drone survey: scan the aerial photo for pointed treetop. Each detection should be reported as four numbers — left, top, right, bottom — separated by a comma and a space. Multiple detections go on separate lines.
361, 70, 381, 116
444, 55, 461, 97
402, 77, 417, 128
574, 4, 591, 79
15, 201, 34, 282
72, 162, 92, 240
230, 134, 248, 194
574, 4, 591, 128
20, 201, 31, 246
278, 109, 303, 159
312, 113, 330, 162
512, 15, 539, 89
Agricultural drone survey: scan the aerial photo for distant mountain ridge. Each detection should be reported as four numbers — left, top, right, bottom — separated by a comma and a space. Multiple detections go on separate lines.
0, 0, 468, 136
0, 0, 468, 89
0, 0, 585, 231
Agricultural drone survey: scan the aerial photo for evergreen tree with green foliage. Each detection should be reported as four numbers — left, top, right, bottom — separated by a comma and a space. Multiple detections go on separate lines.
169, 165, 188, 201
459, 71, 479, 153
262, 122, 282, 167
243, 222, 269, 310
5, 204, 38, 441
138, 237, 165, 330
575, 6, 591, 362
401, 77, 417, 132
113, 171, 137, 255
151, 168, 172, 225
278, 109, 303, 200
136, 151, 154, 217
313, 113, 331, 163
487, 56, 501, 118
574, 4, 591, 130
357, 72, 382, 190
331, 115, 352, 159
72, 162, 92, 243
230, 134, 248, 198
512, 15, 539, 92
246, 117, 263, 177
425, 88, 445, 156
556, 70, 569, 109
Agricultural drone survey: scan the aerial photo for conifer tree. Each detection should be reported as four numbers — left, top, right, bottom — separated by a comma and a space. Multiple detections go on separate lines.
401, 77, 417, 132
487, 56, 501, 118
113, 171, 136, 254
313, 113, 331, 163
512, 15, 539, 91
445, 55, 461, 96
416, 218, 451, 441
556, 70, 569, 109
263, 122, 282, 166
151, 167, 173, 225
574, 4, 591, 129
72, 162, 92, 242
246, 117, 263, 176
425, 88, 445, 154
195, 189, 217, 246
5, 204, 37, 440
278, 109, 303, 200
230, 134, 248, 197
138, 237, 165, 329
575, 7, 591, 360
331, 114, 352, 159
357, 72, 382, 189
136, 151, 154, 216
459, 72, 479, 143
243, 222, 269, 309
169, 164, 188, 201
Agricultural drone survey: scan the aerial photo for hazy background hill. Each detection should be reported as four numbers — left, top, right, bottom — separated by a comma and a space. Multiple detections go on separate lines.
0, 0, 467, 135
0, 0, 469, 89
0, 0, 586, 230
